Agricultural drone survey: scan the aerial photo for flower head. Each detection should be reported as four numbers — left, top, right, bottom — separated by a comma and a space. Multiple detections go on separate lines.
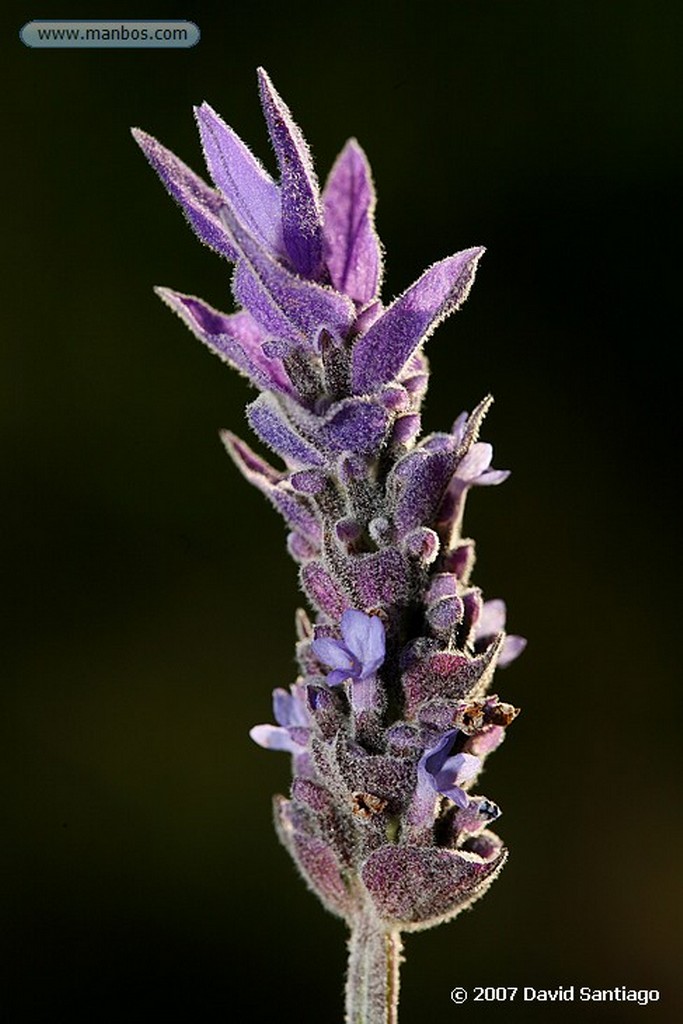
136, 67, 524, 967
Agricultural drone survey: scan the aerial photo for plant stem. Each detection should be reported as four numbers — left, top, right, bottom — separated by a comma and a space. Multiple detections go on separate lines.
345, 911, 403, 1024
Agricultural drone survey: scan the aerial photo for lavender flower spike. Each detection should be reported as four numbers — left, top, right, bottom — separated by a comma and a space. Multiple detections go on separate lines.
135, 68, 525, 1024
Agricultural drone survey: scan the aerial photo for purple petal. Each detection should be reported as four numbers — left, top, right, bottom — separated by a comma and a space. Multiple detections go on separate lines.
291, 834, 352, 917
476, 469, 511, 486
289, 469, 327, 494
232, 261, 299, 346
249, 724, 299, 753
272, 684, 310, 728
408, 730, 456, 833
322, 139, 382, 304
438, 442, 508, 533
422, 729, 459, 775
437, 784, 469, 809
272, 688, 293, 726
340, 610, 385, 679
461, 589, 484, 640
291, 778, 336, 814
476, 599, 507, 637
223, 206, 354, 348
399, 351, 429, 402
247, 393, 324, 467
155, 287, 294, 396
456, 442, 493, 481
257, 67, 324, 279
451, 411, 468, 446
132, 128, 236, 259
194, 102, 283, 255
498, 634, 527, 667
434, 752, 481, 791
351, 248, 485, 395
311, 636, 356, 675
452, 396, 495, 452
327, 668, 353, 686
272, 392, 388, 462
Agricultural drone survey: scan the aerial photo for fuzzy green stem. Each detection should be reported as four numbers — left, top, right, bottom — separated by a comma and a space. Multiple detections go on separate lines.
345, 912, 403, 1024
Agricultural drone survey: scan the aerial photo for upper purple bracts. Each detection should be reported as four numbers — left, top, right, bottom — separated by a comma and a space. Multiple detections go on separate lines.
135, 69, 524, 933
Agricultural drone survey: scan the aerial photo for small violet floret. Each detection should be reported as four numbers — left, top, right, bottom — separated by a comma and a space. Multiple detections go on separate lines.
475, 598, 527, 666
311, 609, 386, 686
419, 730, 481, 809
250, 682, 310, 753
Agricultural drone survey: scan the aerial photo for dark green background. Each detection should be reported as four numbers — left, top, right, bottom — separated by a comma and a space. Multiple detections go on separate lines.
3, 1, 681, 1021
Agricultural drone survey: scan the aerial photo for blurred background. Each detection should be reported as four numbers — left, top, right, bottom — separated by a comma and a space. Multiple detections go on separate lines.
2, 1, 682, 1020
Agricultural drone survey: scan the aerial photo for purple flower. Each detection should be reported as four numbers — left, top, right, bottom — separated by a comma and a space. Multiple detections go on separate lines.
311, 609, 385, 686
250, 681, 310, 753
453, 440, 508, 489
419, 730, 481, 809
476, 598, 527, 666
